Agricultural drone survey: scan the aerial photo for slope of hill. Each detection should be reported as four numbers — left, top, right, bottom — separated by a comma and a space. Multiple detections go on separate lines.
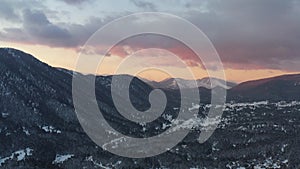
229, 74, 300, 102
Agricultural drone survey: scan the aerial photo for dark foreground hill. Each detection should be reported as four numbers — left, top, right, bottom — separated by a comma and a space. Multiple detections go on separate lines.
0, 48, 300, 168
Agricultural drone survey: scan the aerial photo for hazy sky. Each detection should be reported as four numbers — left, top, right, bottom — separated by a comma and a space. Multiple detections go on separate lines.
0, 0, 300, 82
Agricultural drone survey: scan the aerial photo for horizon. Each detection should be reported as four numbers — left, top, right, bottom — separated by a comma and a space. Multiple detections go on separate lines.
2, 46, 300, 84
0, 44, 300, 84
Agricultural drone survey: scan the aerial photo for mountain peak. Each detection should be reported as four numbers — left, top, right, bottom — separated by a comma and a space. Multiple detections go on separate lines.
0, 47, 54, 71
1, 47, 27, 57
0, 47, 40, 62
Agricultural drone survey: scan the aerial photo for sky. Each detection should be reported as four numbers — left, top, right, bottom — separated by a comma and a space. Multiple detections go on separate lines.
0, 0, 300, 83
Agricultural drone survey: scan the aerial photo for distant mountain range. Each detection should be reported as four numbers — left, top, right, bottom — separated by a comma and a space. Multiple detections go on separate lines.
143, 70, 300, 102
1, 47, 300, 103
144, 77, 237, 90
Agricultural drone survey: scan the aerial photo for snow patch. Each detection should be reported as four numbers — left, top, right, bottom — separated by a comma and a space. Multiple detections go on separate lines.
1, 112, 9, 118
86, 156, 122, 169
0, 148, 33, 166
22, 127, 30, 135
188, 103, 200, 111
41, 126, 61, 134
52, 154, 74, 164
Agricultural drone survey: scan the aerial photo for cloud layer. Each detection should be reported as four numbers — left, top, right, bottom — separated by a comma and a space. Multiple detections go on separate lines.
0, 0, 300, 72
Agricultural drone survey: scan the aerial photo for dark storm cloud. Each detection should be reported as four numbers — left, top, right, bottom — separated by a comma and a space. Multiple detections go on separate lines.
131, 0, 157, 11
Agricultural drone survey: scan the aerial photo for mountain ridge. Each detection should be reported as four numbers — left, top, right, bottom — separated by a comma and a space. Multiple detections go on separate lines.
228, 73, 300, 102
2, 47, 300, 103
145, 77, 237, 90
2, 47, 300, 93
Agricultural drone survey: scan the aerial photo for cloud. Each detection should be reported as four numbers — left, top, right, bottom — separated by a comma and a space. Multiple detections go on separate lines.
131, 0, 157, 11
0, 9, 111, 48
1, 0, 300, 72
78, 0, 300, 71
23, 9, 50, 25
182, 0, 300, 71
22, 9, 74, 46
0, 0, 20, 22
58, 0, 90, 5
95, 34, 203, 67
1, 9, 74, 47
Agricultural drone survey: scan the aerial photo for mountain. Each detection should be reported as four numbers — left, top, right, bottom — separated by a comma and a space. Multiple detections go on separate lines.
0, 48, 300, 168
0, 48, 129, 167
146, 77, 237, 90
228, 74, 300, 102
0, 48, 182, 168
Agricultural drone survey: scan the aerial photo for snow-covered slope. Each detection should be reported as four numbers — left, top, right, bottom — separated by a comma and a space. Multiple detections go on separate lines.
146, 77, 237, 89
197, 77, 236, 89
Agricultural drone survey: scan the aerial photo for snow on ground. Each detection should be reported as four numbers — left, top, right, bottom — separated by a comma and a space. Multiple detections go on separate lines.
102, 137, 127, 150
86, 156, 122, 169
0, 148, 33, 166
188, 103, 201, 111
22, 127, 30, 135
52, 154, 74, 164
1, 112, 9, 118
41, 125, 62, 134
